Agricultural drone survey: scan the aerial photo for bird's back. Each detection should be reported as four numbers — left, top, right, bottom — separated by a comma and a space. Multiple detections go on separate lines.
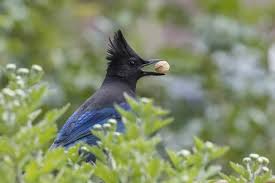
51, 78, 135, 149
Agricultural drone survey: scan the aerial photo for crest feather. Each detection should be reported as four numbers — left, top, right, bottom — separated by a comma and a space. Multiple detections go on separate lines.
106, 30, 140, 62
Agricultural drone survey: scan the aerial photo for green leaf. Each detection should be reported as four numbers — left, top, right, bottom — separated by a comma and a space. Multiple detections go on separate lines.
42, 148, 67, 173
194, 137, 205, 151
44, 103, 70, 123
94, 161, 119, 183
229, 162, 249, 178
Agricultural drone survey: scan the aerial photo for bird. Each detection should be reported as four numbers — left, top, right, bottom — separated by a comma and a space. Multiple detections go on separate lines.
50, 30, 166, 156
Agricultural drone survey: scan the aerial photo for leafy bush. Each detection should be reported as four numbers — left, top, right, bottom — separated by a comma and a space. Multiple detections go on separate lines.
0, 64, 273, 183
1, 0, 275, 170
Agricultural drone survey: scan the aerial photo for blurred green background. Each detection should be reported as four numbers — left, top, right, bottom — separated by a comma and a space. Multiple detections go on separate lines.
1, 0, 275, 169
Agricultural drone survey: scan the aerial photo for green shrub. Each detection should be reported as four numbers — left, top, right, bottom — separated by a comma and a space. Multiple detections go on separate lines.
0, 64, 272, 182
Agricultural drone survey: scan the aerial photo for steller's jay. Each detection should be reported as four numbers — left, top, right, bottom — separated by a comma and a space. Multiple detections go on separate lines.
50, 30, 166, 156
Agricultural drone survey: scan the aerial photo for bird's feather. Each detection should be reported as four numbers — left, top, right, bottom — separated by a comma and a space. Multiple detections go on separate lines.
106, 30, 141, 63
51, 102, 130, 148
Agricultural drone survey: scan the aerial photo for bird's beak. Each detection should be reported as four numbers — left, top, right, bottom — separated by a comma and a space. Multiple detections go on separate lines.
139, 59, 165, 76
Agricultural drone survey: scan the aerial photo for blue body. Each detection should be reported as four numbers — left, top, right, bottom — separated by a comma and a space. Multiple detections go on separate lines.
52, 102, 130, 148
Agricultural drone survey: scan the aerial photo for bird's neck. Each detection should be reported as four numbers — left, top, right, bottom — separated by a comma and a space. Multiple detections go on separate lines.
102, 76, 137, 96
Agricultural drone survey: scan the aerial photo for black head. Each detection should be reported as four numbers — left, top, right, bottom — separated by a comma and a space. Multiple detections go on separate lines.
106, 30, 164, 82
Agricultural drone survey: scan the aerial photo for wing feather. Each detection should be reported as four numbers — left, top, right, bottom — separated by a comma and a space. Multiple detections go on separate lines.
51, 103, 129, 148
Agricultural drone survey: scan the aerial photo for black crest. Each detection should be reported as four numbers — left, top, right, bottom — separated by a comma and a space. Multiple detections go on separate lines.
106, 30, 140, 63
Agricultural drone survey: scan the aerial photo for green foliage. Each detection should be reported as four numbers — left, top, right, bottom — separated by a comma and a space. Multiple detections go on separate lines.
220, 154, 272, 183
88, 96, 227, 183
0, 64, 273, 182
0, 64, 94, 183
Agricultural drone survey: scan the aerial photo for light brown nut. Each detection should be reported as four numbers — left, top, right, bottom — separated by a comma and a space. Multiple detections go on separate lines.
154, 61, 170, 74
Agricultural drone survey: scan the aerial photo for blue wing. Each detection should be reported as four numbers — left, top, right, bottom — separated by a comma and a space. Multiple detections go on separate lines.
52, 103, 130, 148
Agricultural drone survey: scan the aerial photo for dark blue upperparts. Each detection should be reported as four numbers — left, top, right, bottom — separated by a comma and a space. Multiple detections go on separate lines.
51, 102, 130, 148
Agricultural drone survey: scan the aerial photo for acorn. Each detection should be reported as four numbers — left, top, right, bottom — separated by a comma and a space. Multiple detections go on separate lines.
154, 61, 170, 74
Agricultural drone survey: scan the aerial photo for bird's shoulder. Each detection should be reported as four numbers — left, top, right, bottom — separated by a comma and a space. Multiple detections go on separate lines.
79, 82, 134, 111
51, 99, 130, 148
51, 81, 135, 148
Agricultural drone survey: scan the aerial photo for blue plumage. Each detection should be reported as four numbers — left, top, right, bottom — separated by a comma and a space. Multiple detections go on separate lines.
52, 103, 130, 148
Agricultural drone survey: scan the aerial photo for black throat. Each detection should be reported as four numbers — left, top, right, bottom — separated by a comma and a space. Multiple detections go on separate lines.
102, 75, 137, 97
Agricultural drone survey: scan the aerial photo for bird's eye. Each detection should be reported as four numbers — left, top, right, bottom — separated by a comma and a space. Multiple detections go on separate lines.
129, 60, 135, 66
